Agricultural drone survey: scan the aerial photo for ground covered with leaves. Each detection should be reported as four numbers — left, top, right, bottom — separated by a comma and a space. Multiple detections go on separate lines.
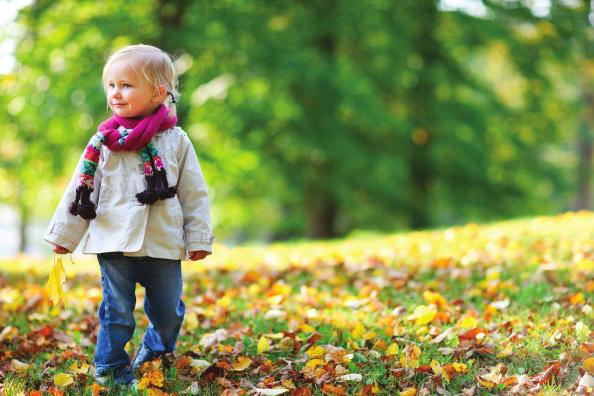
1, 212, 593, 395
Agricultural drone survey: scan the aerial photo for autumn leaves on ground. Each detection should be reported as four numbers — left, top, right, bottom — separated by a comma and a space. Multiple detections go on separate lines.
1, 213, 594, 395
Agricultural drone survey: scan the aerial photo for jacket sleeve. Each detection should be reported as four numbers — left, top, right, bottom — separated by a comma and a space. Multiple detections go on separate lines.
176, 134, 215, 254
43, 147, 104, 252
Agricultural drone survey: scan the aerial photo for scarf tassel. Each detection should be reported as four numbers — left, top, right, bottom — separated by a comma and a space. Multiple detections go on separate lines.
136, 175, 159, 204
154, 169, 177, 199
135, 170, 177, 204
68, 185, 97, 220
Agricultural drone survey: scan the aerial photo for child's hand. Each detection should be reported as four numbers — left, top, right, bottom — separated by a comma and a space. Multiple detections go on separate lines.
52, 244, 70, 254
188, 250, 209, 261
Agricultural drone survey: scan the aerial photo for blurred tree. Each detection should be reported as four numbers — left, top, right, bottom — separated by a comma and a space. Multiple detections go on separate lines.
484, 0, 593, 209
1, 0, 584, 251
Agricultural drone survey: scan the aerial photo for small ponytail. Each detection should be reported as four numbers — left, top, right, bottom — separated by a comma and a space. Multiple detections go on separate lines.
167, 90, 177, 118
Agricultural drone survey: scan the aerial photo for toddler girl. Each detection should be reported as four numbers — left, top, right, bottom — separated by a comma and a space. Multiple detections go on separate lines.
43, 44, 214, 386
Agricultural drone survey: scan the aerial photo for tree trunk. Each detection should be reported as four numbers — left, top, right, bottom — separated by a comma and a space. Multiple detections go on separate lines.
575, 0, 594, 210
306, 186, 337, 239
576, 127, 593, 210
18, 183, 28, 254
302, 0, 339, 238
407, 0, 440, 229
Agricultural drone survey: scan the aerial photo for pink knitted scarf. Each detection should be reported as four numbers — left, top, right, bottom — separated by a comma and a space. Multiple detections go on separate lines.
69, 104, 178, 220
99, 104, 177, 150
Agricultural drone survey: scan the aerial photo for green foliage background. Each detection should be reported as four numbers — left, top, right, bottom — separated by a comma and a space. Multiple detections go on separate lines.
1, 0, 592, 247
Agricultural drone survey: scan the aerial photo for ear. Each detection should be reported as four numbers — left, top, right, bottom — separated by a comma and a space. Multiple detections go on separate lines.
153, 85, 167, 103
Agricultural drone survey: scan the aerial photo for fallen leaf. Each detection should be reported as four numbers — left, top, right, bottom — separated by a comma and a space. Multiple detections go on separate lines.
457, 316, 479, 329
400, 388, 417, 396
411, 305, 437, 326
386, 343, 399, 356
321, 383, 346, 395
577, 373, 594, 393
53, 373, 74, 388
232, 356, 252, 371
584, 357, 594, 375
254, 388, 289, 395
305, 345, 325, 359
11, 359, 30, 373
258, 336, 271, 353
336, 373, 362, 382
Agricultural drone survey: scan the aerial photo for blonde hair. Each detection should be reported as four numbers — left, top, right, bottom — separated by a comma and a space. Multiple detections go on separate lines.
102, 44, 179, 115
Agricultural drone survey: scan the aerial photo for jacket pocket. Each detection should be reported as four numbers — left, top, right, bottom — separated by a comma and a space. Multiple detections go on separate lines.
165, 197, 184, 227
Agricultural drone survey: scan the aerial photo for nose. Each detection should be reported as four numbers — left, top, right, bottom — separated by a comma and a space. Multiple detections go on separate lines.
109, 85, 121, 99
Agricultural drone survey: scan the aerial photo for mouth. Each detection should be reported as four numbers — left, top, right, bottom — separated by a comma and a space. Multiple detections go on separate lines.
111, 103, 126, 107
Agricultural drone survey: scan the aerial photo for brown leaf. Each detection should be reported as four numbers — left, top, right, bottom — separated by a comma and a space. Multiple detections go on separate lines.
429, 328, 453, 344
290, 388, 313, 396
306, 333, 322, 346
533, 361, 560, 385
582, 342, 594, 354
216, 359, 233, 371
325, 345, 346, 363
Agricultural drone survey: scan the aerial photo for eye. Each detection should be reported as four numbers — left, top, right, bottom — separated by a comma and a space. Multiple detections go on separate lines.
108, 83, 115, 88
123, 83, 132, 88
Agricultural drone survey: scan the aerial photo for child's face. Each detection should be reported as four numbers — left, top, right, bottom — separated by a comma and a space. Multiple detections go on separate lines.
104, 60, 162, 118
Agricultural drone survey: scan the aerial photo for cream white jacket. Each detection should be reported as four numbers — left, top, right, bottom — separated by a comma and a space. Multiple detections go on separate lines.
43, 126, 214, 260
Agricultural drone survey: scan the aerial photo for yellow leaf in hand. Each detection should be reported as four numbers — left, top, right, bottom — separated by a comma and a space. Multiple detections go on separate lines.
54, 372, 74, 387
46, 256, 66, 306
257, 336, 271, 353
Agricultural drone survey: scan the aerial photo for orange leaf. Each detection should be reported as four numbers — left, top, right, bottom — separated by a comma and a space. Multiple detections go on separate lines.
582, 343, 594, 354
175, 355, 192, 370
458, 328, 488, 341
48, 388, 65, 396
423, 291, 448, 308
570, 293, 585, 305
216, 360, 233, 370
322, 383, 346, 396
442, 363, 467, 383
91, 383, 105, 396
147, 369, 164, 387
584, 357, 594, 375
292, 388, 313, 396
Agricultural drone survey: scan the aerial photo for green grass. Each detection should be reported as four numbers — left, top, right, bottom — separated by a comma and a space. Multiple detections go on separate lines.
1, 213, 593, 394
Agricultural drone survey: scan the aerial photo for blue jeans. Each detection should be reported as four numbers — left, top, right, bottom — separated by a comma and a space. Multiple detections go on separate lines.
94, 252, 185, 375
